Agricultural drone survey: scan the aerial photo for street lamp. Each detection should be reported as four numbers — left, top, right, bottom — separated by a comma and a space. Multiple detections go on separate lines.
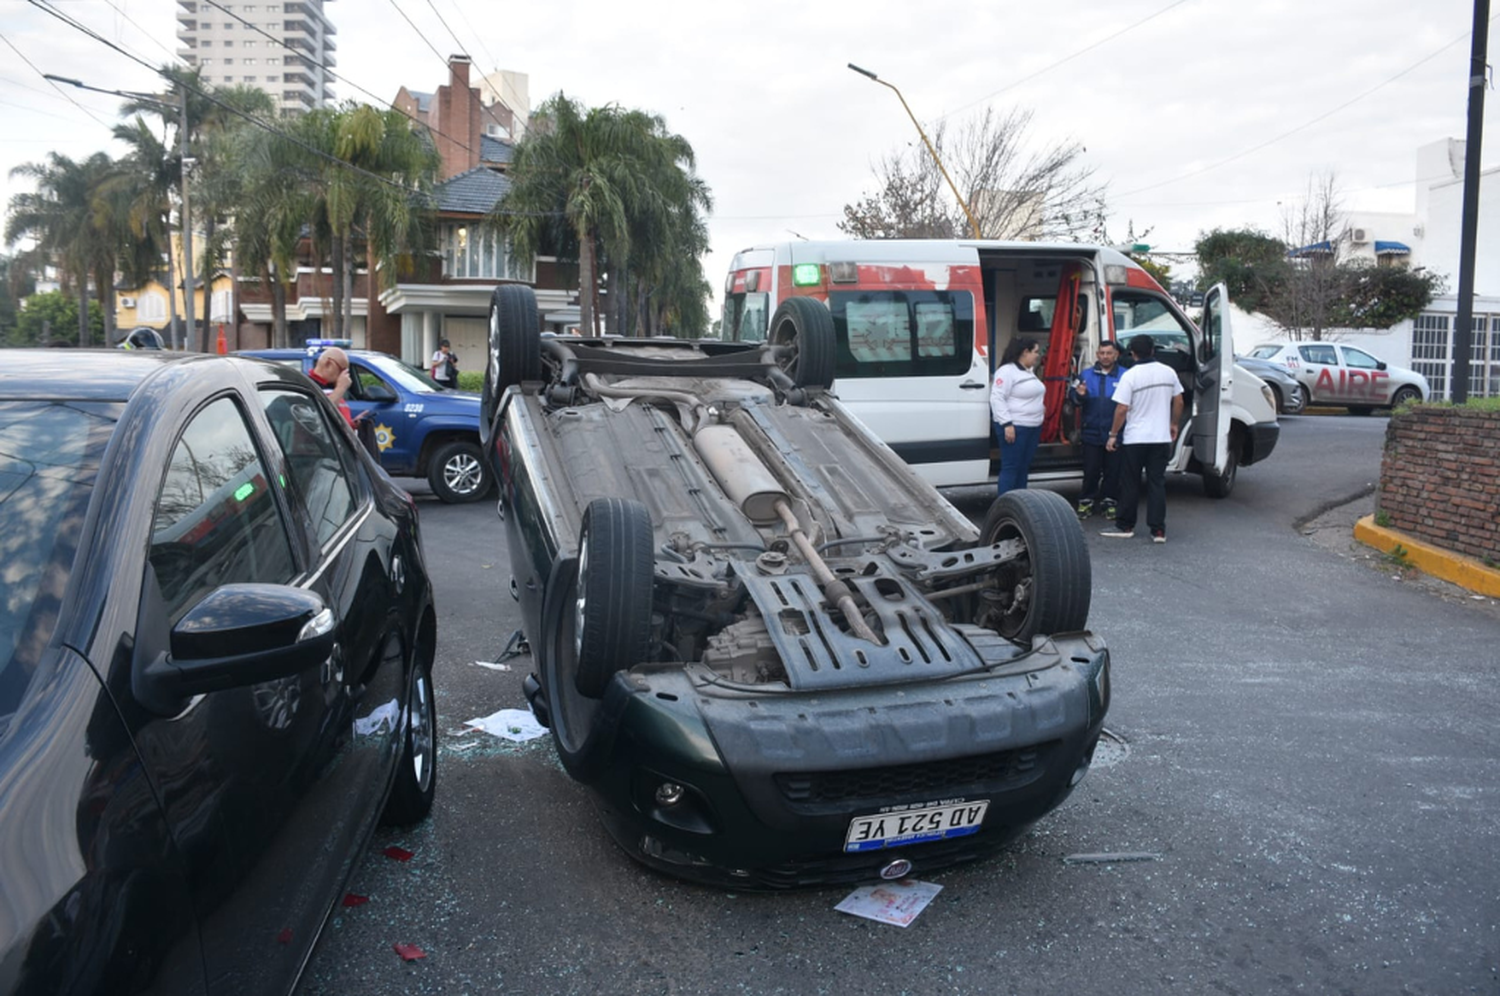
847, 63, 983, 239
45, 74, 197, 351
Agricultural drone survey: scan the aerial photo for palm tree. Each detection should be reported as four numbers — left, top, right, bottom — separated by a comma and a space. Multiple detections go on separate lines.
6, 152, 119, 346
108, 115, 182, 344
233, 124, 313, 348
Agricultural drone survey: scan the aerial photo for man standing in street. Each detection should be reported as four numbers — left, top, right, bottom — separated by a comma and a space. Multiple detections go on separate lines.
1101, 334, 1183, 543
430, 339, 459, 389
1073, 339, 1124, 521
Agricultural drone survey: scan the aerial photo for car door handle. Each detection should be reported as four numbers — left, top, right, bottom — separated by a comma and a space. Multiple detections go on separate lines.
960, 381, 987, 389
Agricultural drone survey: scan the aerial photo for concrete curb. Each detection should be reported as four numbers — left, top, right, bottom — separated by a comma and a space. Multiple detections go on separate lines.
1352, 515, 1500, 597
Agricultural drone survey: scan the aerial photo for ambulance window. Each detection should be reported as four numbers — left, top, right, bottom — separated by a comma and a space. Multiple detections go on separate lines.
828, 290, 973, 378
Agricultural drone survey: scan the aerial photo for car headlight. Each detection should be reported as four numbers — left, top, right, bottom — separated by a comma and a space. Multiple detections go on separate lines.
1260, 384, 1276, 410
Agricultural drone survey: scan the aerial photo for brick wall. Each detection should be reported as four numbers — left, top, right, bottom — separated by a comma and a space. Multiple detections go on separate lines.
1377, 407, 1500, 563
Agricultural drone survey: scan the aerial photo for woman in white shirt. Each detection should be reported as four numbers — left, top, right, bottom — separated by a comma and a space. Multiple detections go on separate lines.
990, 337, 1045, 495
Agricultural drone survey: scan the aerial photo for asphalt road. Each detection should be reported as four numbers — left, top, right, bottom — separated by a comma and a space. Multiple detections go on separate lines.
297, 413, 1499, 996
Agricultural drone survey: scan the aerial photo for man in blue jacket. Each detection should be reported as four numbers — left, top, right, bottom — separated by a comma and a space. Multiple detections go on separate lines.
1073, 340, 1124, 519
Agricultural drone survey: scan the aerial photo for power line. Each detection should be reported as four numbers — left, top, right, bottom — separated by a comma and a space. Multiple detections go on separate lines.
446, 0, 502, 79
96, 0, 186, 67
1114, 19, 1493, 200
936, 0, 1193, 123
0, 30, 112, 128
382, 0, 450, 69
193, 0, 487, 160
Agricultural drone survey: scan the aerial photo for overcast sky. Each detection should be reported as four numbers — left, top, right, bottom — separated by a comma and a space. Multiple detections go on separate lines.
2, 0, 1495, 307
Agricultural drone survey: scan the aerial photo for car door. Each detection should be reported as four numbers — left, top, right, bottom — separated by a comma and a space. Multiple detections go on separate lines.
1194, 285, 1236, 476
345, 360, 417, 475
1337, 345, 1393, 405
1296, 342, 1340, 403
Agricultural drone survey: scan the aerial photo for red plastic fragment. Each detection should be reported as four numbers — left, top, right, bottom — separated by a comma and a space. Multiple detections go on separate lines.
393, 943, 427, 961
342, 893, 369, 907
276, 928, 293, 945
382, 846, 414, 862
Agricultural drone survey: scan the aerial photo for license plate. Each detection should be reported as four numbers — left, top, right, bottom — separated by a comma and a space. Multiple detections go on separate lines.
843, 800, 990, 853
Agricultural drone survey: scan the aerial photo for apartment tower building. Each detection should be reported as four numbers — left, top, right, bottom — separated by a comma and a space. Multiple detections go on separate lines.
176, 0, 336, 114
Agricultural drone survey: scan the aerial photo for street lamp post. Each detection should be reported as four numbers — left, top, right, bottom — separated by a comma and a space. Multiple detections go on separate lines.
848, 63, 983, 239
45, 74, 196, 350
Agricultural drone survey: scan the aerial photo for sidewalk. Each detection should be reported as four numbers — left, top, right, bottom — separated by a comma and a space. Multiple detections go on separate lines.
1301, 491, 1500, 616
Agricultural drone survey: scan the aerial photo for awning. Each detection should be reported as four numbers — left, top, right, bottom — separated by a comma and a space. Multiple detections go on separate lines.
1374, 240, 1412, 255
1288, 240, 1333, 258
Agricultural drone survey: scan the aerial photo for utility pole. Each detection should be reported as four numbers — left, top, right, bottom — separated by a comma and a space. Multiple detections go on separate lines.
1449, 0, 1489, 403
179, 84, 198, 353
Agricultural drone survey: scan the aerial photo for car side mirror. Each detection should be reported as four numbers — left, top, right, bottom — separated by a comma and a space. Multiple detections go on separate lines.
363, 382, 398, 404
141, 584, 336, 702
1376, 361, 1387, 371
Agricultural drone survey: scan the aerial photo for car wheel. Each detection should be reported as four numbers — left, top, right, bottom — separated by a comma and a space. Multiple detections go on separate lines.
482, 284, 541, 447
766, 297, 836, 389
428, 440, 492, 503
1390, 386, 1421, 408
572, 498, 654, 697
1202, 429, 1240, 498
1286, 383, 1307, 415
1266, 383, 1285, 414
1348, 406, 1374, 416
382, 657, 436, 826
977, 490, 1090, 643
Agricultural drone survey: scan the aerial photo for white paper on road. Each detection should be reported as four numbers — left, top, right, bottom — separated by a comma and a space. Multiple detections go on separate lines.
471, 660, 513, 671
835, 879, 943, 927
466, 708, 548, 742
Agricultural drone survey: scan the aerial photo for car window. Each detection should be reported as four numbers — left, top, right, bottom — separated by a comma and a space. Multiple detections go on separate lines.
1298, 344, 1337, 365
0, 401, 118, 726
1248, 344, 1282, 360
259, 388, 358, 548
349, 365, 394, 401
150, 396, 297, 625
1342, 346, 1381, 369
362, 354, 446, 394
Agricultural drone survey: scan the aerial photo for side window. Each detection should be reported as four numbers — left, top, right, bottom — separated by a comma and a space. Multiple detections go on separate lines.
1299, 344, 1337, 365
1111, 290, 1199, 362
260, 388, 358, 548
349, 366, 390, 400
150, 396, 297, 624
829, 290, 974, 378
1342, 347, 1380, 369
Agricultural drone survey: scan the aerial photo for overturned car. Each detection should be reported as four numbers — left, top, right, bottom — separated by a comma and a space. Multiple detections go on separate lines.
482, 285, 1110, 889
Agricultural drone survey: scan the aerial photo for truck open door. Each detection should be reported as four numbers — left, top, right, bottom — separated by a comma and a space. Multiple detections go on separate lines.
1193, 285, 1235, 489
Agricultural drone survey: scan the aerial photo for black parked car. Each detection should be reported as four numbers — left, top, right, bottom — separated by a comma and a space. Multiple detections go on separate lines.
0, 350, 437, 995
483, 286, 1109, 890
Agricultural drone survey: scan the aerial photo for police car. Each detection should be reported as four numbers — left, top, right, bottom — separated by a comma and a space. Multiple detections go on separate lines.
240, 340, 492, 503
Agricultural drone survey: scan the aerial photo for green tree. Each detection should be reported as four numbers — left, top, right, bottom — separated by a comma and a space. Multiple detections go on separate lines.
0, 252, 36, 338
11, 289, 105, 346
6, 152, 119, 347
1194, 227, 1289, 314
498, 94, 712, 336
1338, 263, 1444, 328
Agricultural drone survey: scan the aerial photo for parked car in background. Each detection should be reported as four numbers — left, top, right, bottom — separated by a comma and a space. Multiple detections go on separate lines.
484, 285, 1110, 890
0, 350, 438, 996
240, 343, 492, 502
1236, 354, 1306, 415
1247, 342, 1428, 414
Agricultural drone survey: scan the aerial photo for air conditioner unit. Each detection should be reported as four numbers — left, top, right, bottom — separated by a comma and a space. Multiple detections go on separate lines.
119, 296, 136, 308
1413, 224, 1425, 238
1350, 228, 1369, 244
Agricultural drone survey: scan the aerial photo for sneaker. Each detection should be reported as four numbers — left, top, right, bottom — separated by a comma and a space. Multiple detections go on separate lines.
1099, 528, 1135, 538
1076, 499, 1094, 519
1151, 530, 1167, 544
1101, 500, 1118, 519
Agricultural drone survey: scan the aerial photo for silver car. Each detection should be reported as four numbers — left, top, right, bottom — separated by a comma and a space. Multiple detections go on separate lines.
1247, 342, 1428, 414
1236, 355, 1306, 415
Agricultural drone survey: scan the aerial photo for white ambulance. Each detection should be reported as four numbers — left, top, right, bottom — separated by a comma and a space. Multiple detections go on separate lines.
721, 239, 1280, 497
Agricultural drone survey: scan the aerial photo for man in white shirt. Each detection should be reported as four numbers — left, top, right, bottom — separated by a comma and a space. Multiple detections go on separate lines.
1100, 334, 1184, 543
430, 339, 459, 389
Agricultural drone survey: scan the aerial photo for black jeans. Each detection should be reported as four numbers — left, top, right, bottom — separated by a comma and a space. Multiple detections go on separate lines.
1080, 442, 1121, 504
1115, 442, 1171, 533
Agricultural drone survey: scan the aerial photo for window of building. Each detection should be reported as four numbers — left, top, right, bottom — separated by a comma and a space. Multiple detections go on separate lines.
224, 21, 234, 28
441, 223, 528, 281
201, 39, 212, 46
137, 290, 167, 323
1412, 313, 1450, 399
245, 57, 257, 64
223, 58, 234, 64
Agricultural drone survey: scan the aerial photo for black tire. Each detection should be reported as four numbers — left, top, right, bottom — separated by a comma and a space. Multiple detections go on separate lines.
427, 439, 492, 503
1285, 383, 1307, 415
767, 297, 836, 389
381, 658, 436, 826
977, 490, 1090, 643
481, 285, 541, 447
1390, 386, 1421, 408
572, 498, 655, 697
1202, 429, 1240, 498
1348, 406, 1374, 416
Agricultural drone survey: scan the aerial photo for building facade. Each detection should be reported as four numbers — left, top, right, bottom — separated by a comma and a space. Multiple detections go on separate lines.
176, 0, 337, 114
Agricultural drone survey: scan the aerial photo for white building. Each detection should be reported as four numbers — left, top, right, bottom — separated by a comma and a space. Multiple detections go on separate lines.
1333, 139, 1499, 399
176, 0, 337, 115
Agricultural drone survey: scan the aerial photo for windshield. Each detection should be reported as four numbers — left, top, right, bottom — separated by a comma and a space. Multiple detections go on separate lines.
1248, 344, 1282, 360
0, 401, 119, 726
362, 353, 448, 393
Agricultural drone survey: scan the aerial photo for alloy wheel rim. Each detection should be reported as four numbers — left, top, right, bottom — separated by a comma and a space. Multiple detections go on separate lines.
444, 453, 482, 494
409, 672, 434, 791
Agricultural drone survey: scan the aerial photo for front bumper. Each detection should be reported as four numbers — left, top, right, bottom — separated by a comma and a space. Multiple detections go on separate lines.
584, 633, 1110, 889
1244, 420, 1280, 466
